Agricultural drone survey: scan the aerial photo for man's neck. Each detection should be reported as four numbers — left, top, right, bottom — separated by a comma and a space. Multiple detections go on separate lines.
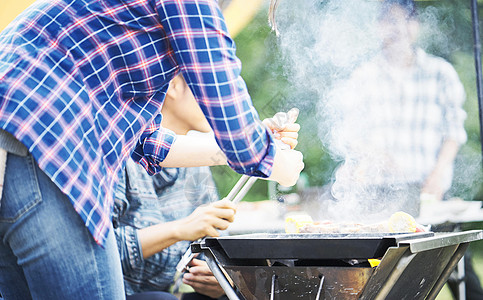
161, 116, 190, 135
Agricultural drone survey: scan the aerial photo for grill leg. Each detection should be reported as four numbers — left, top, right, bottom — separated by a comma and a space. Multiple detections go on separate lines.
374, 251, 418, 300
315, 275, 325, 300
204, 251, 240, 300
426, 243, 469, 300
457, 255, 466, 300
270, 274, 277, 300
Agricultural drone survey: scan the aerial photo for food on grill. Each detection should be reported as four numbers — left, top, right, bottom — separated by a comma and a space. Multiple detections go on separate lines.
285, 214, 314, 233
387, 211, 418, 232
292, 211, 425, 234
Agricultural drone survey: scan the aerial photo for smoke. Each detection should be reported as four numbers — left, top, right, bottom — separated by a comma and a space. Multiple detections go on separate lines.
275, 0, 379, 96
272, 0, 479, 222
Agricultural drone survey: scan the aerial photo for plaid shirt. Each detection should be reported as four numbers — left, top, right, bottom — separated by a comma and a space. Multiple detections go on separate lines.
330, 48, 467, 188
113, 161, 219, 294
0, 0, 275, 245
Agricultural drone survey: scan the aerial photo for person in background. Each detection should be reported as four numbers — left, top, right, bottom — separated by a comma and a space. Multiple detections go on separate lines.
0, 0, 304, 298
114, 75, 300, 300
328, 0, 483, 298
114, 75, 228, 300
115, 163, 228, 300
329, 0, 467, 216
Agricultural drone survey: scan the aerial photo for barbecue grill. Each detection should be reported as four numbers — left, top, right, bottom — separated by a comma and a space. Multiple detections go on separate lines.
192, 230, 483, 300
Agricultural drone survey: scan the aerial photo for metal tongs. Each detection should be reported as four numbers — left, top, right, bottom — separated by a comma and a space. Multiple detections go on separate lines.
176, 174, 258, 273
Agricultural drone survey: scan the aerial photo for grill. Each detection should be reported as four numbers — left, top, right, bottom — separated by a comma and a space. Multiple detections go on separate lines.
192, 230, 483, 300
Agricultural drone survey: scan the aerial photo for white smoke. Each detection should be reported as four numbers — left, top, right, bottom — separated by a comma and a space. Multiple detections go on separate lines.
272, 0, 480, 222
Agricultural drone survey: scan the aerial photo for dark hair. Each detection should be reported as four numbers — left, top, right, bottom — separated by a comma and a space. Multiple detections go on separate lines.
380, 0, 417, 19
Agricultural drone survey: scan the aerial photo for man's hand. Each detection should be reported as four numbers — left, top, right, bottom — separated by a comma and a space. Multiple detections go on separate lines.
421, 140, 461, 202
182, 258, 225, 299
263, 108, 300, 149
267, 147, 304, 187
173, 199, 236, 241
421, 168, 447, 201
262, 108, 304, 187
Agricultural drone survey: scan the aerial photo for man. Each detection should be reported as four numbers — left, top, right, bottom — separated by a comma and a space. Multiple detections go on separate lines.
328, 0, 483, 298
0, 0, 304, 298
329, 0, 467, 218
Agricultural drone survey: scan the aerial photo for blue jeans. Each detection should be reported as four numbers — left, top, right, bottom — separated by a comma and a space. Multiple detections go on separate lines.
0, 153, 125, 299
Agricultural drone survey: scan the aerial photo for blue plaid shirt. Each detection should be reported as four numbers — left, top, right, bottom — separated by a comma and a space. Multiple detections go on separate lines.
0, 0, 275, 245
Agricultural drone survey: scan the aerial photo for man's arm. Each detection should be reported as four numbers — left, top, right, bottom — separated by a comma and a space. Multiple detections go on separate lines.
160, 110, 301, 168
422, 61, 468, 201
160, 134, 227, 168
156, 0, 276, 177
421, 139, 460, 201
135, 110, 304, 186
114, 198, 235, 269
137, 199, 236, 258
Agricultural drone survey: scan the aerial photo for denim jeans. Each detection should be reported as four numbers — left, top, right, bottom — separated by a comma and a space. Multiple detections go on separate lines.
0, 153, 125, 299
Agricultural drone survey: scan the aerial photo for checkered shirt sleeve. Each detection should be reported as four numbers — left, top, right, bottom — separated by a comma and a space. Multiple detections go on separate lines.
156, 0, 276, 176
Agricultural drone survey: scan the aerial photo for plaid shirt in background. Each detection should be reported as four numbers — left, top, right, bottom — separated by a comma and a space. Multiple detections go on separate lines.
330, 48, 467, 189
113, 160, 219, 293
0, 0, 274, 245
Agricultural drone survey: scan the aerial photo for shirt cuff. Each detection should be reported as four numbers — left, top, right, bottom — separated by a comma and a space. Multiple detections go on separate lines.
131, 123, 177, 175
253, 138, 276, 178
